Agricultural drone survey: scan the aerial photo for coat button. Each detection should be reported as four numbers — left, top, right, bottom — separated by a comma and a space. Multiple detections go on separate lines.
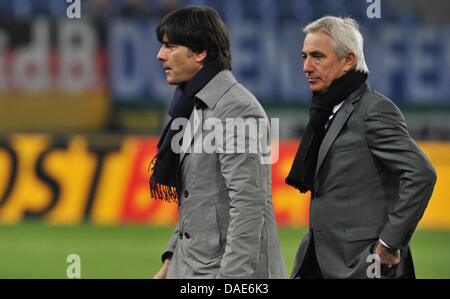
184, 190, 189, 198
184, 232, 191, 239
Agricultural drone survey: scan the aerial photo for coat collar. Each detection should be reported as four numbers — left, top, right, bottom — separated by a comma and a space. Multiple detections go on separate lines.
178, 70, 237, 167
194, 70, 237, 110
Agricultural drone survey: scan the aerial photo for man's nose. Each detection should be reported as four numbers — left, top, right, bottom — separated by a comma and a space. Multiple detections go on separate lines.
157, 46, 166, 61
303, 57, 314, 74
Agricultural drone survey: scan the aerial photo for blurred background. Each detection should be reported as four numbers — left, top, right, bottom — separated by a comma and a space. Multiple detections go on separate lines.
0, 0, 449, 278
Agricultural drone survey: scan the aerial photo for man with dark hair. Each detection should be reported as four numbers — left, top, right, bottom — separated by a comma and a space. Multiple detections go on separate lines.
151, 6, 286, 279
286, 16, 436, 279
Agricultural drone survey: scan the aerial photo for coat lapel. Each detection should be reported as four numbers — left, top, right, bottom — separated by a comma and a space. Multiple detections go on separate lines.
178, 71, 237, 167
314, 83, 368, 177
315, 103, 354, 177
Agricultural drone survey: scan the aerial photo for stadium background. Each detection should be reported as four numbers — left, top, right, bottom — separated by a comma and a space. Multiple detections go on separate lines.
0, 0, 449, 278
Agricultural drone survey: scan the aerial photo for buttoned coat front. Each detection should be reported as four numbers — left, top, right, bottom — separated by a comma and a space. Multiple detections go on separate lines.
163, 70, 287, 279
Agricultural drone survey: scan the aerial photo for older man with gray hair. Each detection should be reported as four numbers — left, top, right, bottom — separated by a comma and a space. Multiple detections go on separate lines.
286, 16, 436, 279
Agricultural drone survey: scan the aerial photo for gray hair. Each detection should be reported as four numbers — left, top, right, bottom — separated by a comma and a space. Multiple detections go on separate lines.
303, 16, 369, 73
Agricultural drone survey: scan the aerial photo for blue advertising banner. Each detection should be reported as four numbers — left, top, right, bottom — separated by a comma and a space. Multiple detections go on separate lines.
109, 18, 450, 105
109, 20, 172, 103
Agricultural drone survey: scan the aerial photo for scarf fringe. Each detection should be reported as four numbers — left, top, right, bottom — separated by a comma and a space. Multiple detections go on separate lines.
285, 177, 309, 194
148, 157, 178, 203
149, 179, 179, 204
148, 64, 221, 204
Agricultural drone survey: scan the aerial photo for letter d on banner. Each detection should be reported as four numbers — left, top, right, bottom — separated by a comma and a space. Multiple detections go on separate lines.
66, 0, 81, 19
66, 254, 81, 278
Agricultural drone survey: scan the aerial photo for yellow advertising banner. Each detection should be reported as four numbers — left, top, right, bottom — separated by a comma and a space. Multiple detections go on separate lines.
0, 135, 448, 229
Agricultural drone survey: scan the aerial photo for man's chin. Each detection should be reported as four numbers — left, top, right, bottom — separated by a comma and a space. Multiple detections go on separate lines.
166, 78, 186, 86
166, 79, 179, 85
309, 85, 327, 95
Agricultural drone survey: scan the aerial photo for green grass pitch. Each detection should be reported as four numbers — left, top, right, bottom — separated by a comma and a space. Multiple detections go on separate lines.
0, 223, 448, 278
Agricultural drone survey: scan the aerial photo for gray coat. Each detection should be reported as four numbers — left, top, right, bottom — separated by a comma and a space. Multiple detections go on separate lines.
291, 83, 437, 279
164, 70, 287, 279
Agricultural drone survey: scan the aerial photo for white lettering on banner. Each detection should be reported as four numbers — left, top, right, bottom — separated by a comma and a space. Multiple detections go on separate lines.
13, 18, 50, 91
110, 23, 146, 96
58, 21, 98, 91
228, 21, 309, 99
0, 19, 99, 92
367, 25, 405, 99
408, 28, 443, 102
108, 19, 449, 104
368, 25, 449, 102
110, 21, 169, 100
229, 22, 262, 97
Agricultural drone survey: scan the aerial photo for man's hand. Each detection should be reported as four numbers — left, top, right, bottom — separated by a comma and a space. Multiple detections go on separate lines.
153, 259, 171, 279
375, 241, 400, 268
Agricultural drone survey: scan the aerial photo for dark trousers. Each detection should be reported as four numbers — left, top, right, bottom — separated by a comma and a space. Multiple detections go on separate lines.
294, 234, 416, 279
296, 234, 324, 279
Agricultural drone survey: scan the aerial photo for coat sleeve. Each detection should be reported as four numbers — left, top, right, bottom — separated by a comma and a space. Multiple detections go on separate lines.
216, 105, 270, 279
364, 94, 437, 249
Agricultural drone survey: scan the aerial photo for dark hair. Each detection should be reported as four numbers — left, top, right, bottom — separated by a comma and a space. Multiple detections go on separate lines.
156, 6, 232, 70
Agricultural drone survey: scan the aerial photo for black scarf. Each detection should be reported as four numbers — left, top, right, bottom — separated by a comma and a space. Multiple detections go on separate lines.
149, 63, 220, 203
285, 70, 368, 193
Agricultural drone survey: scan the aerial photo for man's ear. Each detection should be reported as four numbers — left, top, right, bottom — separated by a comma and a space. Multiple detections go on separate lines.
194, 50, 207, 63
343, 51, 356, 72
